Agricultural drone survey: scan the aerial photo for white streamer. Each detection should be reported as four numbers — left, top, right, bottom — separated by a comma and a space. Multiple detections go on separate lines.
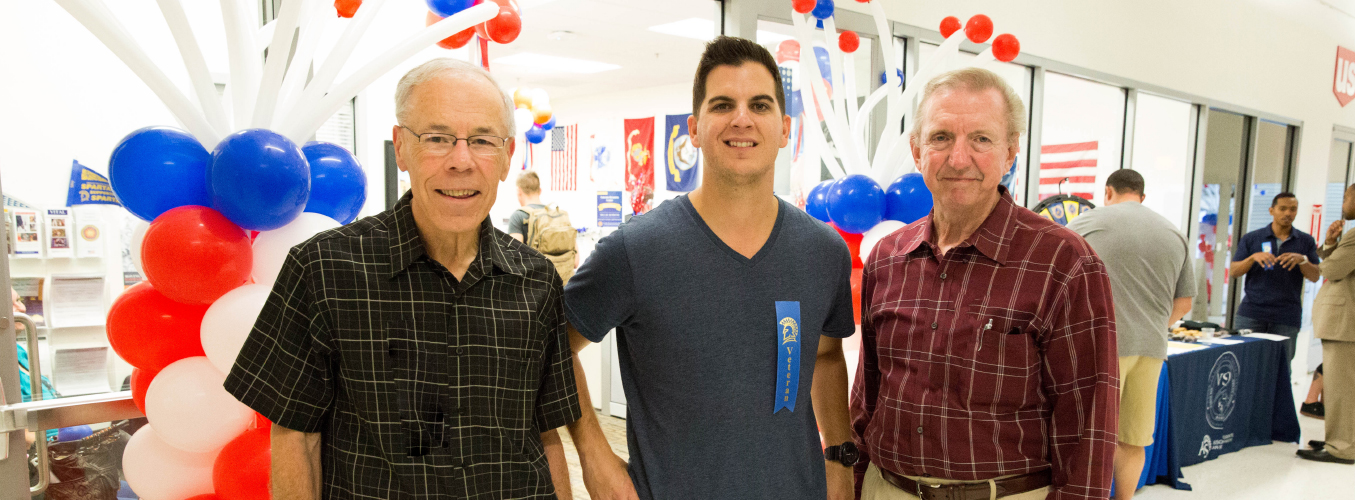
155, 0, 229, 139
251, 0, 307, 128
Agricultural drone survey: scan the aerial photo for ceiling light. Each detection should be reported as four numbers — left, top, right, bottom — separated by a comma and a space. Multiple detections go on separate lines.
548, 30, 576, 41
492, 52, 621, 74
648, 17, 800, 45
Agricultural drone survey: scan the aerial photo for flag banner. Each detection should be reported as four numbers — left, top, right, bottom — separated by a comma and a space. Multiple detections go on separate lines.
66, 161, 122, 207
1038, 141, 1098, 201
664, 114, 699, 192
551, 124, 578, 191
624, 118, 655, 214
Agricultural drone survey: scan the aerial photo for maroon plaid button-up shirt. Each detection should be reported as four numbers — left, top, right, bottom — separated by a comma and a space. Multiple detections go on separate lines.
851, 188, 1119, 499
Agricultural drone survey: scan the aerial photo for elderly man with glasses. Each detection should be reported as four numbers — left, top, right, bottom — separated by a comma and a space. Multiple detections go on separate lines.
851, 67, 1118, 499
225, 58, 581, 500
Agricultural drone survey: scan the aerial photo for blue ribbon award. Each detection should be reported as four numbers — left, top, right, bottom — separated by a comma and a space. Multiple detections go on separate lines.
775, 301, 801, 414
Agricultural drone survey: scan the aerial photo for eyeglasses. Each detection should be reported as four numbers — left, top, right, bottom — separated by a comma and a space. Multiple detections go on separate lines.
922, 134, 1003, 154
400, 125, 509, 157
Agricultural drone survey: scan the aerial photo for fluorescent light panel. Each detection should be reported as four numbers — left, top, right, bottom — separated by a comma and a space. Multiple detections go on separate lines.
492, 52, 621, 74
648, 17, 797, 45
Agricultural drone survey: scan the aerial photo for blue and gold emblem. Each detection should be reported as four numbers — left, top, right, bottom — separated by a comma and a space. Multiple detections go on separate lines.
775, 301, 801, 413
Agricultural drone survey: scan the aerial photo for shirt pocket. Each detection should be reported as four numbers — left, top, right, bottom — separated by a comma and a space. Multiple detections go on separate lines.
387, 321, 449, 457
465, 308, 544, 436
957, 307, 1041, 412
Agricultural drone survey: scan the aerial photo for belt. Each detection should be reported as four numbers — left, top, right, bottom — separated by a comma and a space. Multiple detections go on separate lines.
877, 467, 1052, 500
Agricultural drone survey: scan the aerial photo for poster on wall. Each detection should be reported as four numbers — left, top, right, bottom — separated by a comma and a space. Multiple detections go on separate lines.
624, 117, 655, 214
598, 191, 622, 227
664, 114, 700, 192
45, 209, 74, 258
49, 275, 106, 328
587, 121, 625, 190
73, 206, 105, 258
12, 277, 45, 326
11, 208, 42, 257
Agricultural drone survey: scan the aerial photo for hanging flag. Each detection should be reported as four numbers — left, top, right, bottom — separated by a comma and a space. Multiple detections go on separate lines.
624, 118, 655, 214
664, 114, 699, 192
1039, 141, 1098, 200
66, 160, 122, 207
551, 124, 578, 191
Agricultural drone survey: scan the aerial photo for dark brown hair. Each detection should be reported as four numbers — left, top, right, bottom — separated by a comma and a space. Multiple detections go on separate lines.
1271, 192, 1297, 208
692, 36, 785, 117
1106, 169, 1145, 196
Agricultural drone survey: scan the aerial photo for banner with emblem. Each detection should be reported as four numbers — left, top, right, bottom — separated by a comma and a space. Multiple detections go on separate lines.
624, 118, 655, 215
663, 114, 700, 192
774, 301, 801, 413
66, 160, 122, 207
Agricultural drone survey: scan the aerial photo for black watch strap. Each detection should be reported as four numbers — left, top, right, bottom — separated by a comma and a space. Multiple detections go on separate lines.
824, 441, 859, 466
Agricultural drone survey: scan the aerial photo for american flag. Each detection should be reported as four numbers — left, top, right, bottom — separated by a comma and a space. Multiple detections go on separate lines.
1039, 141, 1098, 200
551, 124, 577, 191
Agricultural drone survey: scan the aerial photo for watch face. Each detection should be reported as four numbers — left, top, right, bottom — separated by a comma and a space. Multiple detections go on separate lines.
841, 445, 859, 465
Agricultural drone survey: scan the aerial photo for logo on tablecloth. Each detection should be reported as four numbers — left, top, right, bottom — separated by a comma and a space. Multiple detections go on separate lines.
1198, 435, 1212, 458
1205, 352, 1241, 430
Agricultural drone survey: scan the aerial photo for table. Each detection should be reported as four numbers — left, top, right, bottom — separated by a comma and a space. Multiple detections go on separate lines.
1138, 335, 1301, 490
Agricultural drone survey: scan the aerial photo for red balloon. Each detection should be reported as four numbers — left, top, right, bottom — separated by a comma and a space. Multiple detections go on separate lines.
474, 0, 522, 44
213, 425, 272, 500
107, 282, 209, 371
253, 412, 273, 430
939, 16, 962, 38
130, 367, 159, 415
776, 39, 800, 64
838, 31, 860, 53
850, 267, 863, 325
334, 0, 360, 18
142, 206, 252, 305
965, 14, 993, 43
427, 11, 477, 49
992, 33, 1021, 62
792, 0, 816, 14
830, 223, 864, 269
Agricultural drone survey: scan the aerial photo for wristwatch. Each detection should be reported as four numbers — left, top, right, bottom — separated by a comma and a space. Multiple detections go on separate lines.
824, 441, 860, 467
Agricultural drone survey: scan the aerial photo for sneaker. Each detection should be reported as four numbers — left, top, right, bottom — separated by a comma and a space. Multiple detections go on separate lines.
1301, 402, 1325, 419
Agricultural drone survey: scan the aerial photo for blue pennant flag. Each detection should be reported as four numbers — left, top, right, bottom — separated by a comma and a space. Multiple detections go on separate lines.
775, 301, 801, 413
664, 114, 700, 192
66, 161, 122, 207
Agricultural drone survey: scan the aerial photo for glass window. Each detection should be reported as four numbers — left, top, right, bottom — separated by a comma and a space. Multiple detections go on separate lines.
1129, 93, 1194, 230
1321, 139, 1353, 243
1244, 121, 1292, 233
919, 43, 1033, 205
1038, 72, 1126, 207
1192, 110, 1247, 324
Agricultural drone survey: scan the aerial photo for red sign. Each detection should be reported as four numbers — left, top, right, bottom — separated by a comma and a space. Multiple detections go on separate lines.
624, 117, 655, 215
1312, 204, 1323, 235
1336, 46, 1355, 107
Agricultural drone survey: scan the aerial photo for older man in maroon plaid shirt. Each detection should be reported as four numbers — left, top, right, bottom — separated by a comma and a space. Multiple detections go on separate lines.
851, 67, 1119, 500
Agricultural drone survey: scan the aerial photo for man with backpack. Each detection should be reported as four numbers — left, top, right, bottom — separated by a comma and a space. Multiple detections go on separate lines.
509, 171, 578, 283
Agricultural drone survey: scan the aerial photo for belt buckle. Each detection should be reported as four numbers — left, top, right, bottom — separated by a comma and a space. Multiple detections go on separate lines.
916, 480, 941, 500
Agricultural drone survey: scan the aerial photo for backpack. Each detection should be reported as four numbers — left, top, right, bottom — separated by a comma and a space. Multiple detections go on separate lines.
523, 205, 577, 284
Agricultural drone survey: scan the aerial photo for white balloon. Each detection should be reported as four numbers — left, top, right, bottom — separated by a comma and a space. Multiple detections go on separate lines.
201, 284, 272, 375
514, 107, 535, 135
122, 424, 218, 500
130, 220, 150, 274
859, 220, 907, 263
145, 356, 253, 453
252, 212, 340, 287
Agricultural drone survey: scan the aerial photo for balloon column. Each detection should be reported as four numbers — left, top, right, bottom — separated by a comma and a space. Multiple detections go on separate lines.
428, 0, 524, 49
787, 1, 1022, 263
513, 87, 555, 145
51, 0, 524, 497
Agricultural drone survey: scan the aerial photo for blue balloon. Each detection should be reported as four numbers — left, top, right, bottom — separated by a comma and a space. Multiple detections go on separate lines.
827, 174, 884, 234
885, 173, 933, 224
426, 0, 476, 18
541, 115, 557, 131
806, 180, 834, 222
57, 425, 93, 442
302, 142, 367, 225
209, 129, 310, 231
811, 0, 835, 20
109, 126, 212, 222
525, 124, 546, 144
813, 46, 832, 82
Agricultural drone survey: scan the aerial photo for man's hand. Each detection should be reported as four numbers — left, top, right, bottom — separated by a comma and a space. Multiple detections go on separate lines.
826, 462, 855, 500
1277, 252, 1308, 270
581, 448, 638, 500
1250, 252, 1278, 269
1328, 220, 1346, 247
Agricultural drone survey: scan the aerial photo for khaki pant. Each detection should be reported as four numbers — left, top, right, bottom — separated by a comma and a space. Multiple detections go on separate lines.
860, 463, 1051, 500
1324, 340, 1355, 460
1118, 356, 1164, 447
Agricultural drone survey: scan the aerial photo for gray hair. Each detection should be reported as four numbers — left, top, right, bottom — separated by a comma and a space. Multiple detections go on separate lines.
395, 58, 515, 137
910, 67, 1026, 144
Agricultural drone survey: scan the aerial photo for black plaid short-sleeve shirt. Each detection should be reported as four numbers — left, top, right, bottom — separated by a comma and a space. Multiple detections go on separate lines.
224, 192, 581, 499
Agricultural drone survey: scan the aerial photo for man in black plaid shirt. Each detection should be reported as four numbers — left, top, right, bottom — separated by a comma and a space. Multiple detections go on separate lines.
224, 58, 581, 499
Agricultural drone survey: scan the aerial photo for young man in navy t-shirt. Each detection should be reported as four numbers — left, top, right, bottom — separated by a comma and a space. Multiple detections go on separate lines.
1230, 192, 1321, 362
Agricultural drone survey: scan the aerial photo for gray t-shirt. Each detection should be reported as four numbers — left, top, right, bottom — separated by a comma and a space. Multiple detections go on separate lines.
1068, 201, 1194, 359
508, 203, 546, 237
563, 195, 856, 500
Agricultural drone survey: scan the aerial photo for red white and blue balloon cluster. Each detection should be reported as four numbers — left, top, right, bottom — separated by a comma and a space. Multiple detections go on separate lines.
51, 0, 518, 498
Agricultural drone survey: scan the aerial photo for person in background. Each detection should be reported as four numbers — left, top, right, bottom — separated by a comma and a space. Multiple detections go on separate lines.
1229, 192, 1321, 363
1067, 169, 1194, 500
508, 171, 547, 241
14, 287, 58, 444
1302, 365, 1324, 419
561, 36, 858, 500
508, 171, 579, 283
1299, 183, 1355, 465
853, 67, 1119, 499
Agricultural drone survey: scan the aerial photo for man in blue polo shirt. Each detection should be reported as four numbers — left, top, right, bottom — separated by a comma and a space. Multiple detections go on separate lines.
1230, 192, 1321, 363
